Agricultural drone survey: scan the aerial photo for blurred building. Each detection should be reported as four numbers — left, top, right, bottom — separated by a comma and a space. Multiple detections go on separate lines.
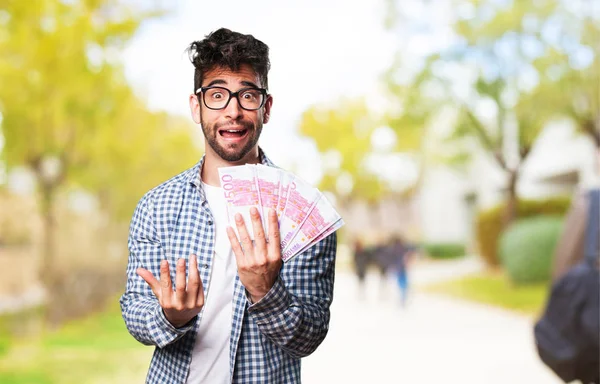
415, 122, 598, 252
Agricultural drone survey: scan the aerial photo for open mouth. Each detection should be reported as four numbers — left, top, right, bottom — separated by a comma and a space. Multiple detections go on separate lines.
218, 128, 249, 139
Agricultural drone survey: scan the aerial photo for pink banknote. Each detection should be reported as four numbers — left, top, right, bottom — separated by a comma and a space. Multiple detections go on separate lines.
253, 164, 281, 236
278, 177, 320, 250
276, 172, 294, 221
218, 164, 345, 260
218, 165, 261, 239
284, 218, 344, 261
281, 193, 342, 260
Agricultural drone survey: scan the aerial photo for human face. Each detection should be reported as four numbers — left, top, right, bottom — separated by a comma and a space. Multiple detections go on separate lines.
189, 64, 273, 163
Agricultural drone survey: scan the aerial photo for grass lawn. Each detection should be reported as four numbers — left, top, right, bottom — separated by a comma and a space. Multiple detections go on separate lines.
422, 269, 551, 317
0, 298, 153, 384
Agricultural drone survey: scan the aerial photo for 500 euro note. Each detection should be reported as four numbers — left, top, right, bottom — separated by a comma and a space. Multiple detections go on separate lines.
276, 172, 294, 221
289, 218, 345, 260
253, 164, 282, 237
279, 176, 320, 250
218, 164, 345, 260
218, 165, 261, 239
281, 194, 342, 261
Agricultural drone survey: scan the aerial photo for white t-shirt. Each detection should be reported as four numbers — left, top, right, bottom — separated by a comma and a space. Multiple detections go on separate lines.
186, 182, 236, 384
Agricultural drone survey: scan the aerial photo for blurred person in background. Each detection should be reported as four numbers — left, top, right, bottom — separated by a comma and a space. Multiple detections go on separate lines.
535, 149, 599, 384
388, 235, 417, 308
351, 237, 394, 299
352, 238, 369, 298
119, 28, 337, 384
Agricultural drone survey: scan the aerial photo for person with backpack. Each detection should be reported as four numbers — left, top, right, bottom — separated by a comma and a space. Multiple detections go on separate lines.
534, 187, 600, 384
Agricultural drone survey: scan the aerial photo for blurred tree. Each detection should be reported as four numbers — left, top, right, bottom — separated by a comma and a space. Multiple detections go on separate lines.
526, 3, 600, 149
71, 85, 199, 222
298, 98, 391, 209
382, 63, 444, 194
0, 0, 174, 285
384, 0, 599, 225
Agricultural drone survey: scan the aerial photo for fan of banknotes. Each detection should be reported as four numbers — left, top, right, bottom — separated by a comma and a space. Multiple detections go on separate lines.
218, 164, 344, 262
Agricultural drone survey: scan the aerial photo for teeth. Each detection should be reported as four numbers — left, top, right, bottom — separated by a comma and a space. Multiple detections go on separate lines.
225, 130, 242, 133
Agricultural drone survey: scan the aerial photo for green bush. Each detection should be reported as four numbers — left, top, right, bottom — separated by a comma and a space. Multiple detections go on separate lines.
422, 243, 466, 259
475, 197, 571, 267
498, 215, 563, 285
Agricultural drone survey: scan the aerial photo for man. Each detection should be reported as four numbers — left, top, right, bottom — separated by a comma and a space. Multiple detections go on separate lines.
387, 235, 417, 308
120, 28, 337, 383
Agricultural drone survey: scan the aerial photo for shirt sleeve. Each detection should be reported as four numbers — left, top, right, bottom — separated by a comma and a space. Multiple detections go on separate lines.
246, 231, 337, 358
119, 194, 195, 348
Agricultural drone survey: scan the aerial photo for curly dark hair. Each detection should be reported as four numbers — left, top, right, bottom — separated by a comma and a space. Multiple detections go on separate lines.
187, 28, 271, 93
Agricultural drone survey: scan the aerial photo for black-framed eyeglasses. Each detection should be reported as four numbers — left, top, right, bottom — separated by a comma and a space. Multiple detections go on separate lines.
195, 86, 268, 111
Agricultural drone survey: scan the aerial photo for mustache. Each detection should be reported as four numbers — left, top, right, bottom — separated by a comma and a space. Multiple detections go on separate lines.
215, 119, 254, 130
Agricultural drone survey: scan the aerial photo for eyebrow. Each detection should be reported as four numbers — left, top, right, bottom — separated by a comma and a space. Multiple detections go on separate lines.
204, 79, 261, 89
205, 79, 226, 87
241, 81, 260, 89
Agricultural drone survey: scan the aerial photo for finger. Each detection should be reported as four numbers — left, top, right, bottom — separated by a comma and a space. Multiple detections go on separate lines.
227, 226, 246, 268
186, 255, 200, 307
136, 268, 160, 297
196, 283, 205, 308
160, 260, 172, 305
250, 207, 267, 258
267, 208, 282, 260
234, 213, 254, 259
175, 258, 187, 306
194, 257, 205, 308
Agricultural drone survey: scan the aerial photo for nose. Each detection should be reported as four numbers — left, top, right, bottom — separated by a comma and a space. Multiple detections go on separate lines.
223, 94, 243, 119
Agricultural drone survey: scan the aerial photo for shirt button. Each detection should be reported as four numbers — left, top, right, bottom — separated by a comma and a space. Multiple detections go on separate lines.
203, 264, 209, 269
207, 220, 213, 225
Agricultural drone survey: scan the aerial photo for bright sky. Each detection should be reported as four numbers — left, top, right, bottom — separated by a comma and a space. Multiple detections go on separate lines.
122, 0, 396, 184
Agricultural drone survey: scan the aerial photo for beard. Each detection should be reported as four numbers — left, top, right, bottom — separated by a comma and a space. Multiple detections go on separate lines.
200, 116, 263, 162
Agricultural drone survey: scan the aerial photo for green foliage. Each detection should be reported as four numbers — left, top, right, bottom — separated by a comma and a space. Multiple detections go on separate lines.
421, 242, 466, 259
383, 0, 600, 231
453, 0, 600, 145
71, 99, 200, 220
383, 66, 434, 153
0, 0, 199, 223
499, 216, 563, 285
423, 270, 550, 316
0, 0, 154, 168
0, 323, 11, 357
0, 305, 44, 358
0, 297, 150, 384
476, 197, 571, 266
448, 0, 600, 145
298, 98, 390, 202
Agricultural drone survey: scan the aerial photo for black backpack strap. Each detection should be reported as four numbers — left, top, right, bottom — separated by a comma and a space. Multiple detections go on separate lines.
584, 188, 600, 267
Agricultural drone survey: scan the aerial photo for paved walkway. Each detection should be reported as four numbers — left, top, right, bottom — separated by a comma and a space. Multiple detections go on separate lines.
302, 257, 562, 384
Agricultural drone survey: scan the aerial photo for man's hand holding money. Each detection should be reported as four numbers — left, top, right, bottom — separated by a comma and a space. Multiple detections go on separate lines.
219, 164, 344, 263
227, 207, 283, 303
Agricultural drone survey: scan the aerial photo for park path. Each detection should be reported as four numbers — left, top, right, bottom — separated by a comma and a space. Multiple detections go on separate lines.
302, 257, 562, 384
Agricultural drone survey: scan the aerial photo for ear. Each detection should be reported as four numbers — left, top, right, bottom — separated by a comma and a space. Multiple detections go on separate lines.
263, 95, 273, 124
189, 94, 201, 124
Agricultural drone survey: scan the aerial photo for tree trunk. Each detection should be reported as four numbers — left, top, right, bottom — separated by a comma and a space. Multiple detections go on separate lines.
31, 156, 66, 327
583, 118, 600, 149
503, 168, 519, 228
30, 156, 65, 289
37, 177, 57, 289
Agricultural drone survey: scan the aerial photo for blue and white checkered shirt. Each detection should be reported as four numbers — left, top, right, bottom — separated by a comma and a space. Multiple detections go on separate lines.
120, 150, 337, 383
